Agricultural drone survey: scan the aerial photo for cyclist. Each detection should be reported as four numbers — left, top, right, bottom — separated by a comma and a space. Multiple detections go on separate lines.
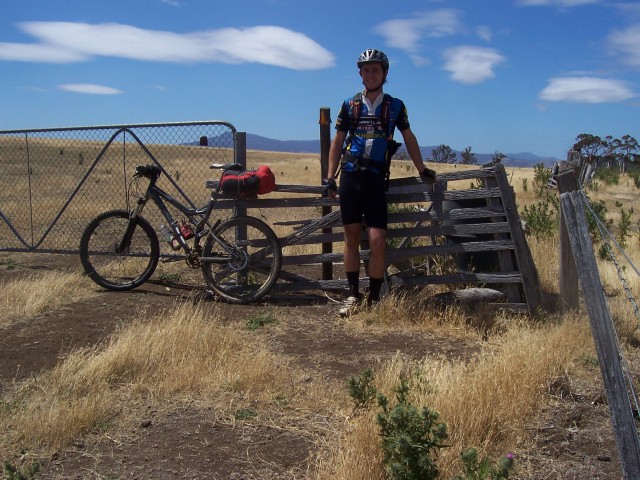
325, 48, 435, 316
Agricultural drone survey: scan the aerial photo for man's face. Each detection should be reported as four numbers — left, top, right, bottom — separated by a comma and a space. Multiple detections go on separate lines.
359, 63, 386, 91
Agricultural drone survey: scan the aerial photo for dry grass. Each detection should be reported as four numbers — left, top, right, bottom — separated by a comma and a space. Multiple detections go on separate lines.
0, 270, 99, 326
0, 301, 294, 453
317, 313, 594, 479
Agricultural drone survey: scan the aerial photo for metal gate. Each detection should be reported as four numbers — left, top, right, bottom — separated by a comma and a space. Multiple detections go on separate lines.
0, 121, 236, 253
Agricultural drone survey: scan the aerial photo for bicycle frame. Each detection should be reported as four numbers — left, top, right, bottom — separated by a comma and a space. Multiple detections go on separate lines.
129, 167, 239, 263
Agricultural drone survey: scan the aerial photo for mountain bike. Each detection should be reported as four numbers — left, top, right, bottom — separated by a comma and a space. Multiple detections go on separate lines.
79, 163, 282, 304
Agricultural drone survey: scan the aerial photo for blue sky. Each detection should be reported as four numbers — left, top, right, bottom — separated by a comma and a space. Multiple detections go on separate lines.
1, 0, 638, 159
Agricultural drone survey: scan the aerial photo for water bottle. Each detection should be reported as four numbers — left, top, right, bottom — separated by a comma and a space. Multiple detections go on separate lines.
159, 224, 174, 245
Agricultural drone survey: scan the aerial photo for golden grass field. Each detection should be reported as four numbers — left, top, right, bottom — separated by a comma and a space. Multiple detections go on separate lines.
1, 137, 640, 478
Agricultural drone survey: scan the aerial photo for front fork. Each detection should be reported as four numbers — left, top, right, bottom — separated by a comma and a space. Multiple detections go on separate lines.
116, 197, 147, 254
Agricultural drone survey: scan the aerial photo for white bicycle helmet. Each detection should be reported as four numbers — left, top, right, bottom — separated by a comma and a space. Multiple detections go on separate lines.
357, 49, 389, 71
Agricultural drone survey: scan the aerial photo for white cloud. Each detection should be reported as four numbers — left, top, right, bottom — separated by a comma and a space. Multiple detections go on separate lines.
0, 22, 335, 70
442, 46, 506, 84
608, 24, 640, 68
475, 25, 493, 42
58, 84, 123, 95
539, 77, 635, 103
374, 10, 461, 65
0, 41, 88, 63
516, 0, 599, 6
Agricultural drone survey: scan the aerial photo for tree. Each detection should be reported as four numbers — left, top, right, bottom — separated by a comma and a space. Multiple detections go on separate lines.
431, 144, 457, 164
460, 146, 477, 165
611, 135, 639, 173
572, 134, 607, 161
492, 151, 506, 164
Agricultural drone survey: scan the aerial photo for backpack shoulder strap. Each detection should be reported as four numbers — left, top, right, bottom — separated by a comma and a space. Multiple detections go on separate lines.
380, 93, 393, 139
348, 92, 363, 135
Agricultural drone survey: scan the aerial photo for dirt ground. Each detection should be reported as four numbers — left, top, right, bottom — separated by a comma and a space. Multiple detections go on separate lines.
0, 254, 624, 479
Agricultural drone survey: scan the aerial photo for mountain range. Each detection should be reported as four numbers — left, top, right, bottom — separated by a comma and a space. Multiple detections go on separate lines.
244, 133, 562, 167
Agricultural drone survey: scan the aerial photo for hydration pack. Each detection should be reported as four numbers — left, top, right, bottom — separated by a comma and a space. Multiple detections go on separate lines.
220, 165, 276, 198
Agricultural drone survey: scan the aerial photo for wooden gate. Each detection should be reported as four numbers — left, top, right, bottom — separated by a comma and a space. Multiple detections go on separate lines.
210, 162, 542, 316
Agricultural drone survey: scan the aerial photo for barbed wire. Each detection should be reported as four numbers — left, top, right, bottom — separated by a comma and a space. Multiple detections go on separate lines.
579, 189, 640, 423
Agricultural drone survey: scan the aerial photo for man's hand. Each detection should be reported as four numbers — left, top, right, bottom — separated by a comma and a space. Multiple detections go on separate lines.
322, 177, 337, 198
420, 167, 436, 181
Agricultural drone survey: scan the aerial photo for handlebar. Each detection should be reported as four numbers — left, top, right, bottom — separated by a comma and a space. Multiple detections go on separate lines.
134, 164, 162, 180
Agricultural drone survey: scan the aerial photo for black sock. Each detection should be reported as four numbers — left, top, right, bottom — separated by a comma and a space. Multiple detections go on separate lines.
368, 277, 383, 304
346, 271, 361, 299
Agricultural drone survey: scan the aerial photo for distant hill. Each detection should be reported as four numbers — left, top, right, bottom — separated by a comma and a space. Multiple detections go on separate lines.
226, 133, 561, 167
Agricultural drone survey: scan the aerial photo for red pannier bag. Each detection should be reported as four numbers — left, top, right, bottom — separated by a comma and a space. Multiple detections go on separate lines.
256, 165, 275, 194
220, 165, 275, 198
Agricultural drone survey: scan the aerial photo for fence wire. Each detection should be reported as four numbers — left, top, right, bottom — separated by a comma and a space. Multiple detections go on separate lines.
0, 121, 236, 253
579, 190, 640, 435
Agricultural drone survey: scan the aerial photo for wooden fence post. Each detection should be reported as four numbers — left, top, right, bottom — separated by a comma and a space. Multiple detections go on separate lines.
556, 172, 579, 313
560, 190, 640, 479
319, 108, 333, 281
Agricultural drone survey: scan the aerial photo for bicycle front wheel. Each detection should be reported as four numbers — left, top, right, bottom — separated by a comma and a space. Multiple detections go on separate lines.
201, 216, 282, 304
79, 210, 160, 291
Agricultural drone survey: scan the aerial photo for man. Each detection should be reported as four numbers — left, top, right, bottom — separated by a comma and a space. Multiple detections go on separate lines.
324, 48, 435, 316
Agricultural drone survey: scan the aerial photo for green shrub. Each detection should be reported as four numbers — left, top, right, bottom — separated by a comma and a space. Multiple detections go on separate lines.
628, 169, 640, 189
245, 312, 277, 331
347, 368, 377, 410
532, 163, 552, 197
452, 448, 514, 480
594, 167, 620, 186
520, 194, 559, 238
618, 205, 633, 248
584, 197, 611, 243
3, 461, 40, 480
376, 378, 448, 480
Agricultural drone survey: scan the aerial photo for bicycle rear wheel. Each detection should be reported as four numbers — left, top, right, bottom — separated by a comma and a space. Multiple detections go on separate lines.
79, 210, 160, 291
201, 216, 282, 304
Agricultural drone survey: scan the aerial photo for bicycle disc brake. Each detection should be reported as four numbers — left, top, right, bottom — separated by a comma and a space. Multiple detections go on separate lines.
228, 247, 249, 271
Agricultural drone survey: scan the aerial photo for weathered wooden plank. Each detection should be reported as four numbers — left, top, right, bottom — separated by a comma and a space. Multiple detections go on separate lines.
493, 163, 543, 314
279, 208, 343, 247
272, 270, 523, 291
392, 271, 523, 285
441, 187, 503, 201
387, 206, 506, 224
212, 196, 336, 210
482, 167, 522, 303
387, 168, 497, 185
556, 172, 579, 312
278, 222, 513, 247
560, 189, 640, 479
273, 207, 508, 229
281, 239, 515, 265
387, 222, 512, 239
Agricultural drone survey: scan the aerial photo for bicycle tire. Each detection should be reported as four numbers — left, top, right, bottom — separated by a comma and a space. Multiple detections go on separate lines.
201, 216, 282, 304
79, 210, 160, 291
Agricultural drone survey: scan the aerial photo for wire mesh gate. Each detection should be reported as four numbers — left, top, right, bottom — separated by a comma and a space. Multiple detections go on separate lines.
0, 121, 236, 253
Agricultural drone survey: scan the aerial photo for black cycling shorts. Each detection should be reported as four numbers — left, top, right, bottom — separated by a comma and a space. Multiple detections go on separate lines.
339, 169, 388, 230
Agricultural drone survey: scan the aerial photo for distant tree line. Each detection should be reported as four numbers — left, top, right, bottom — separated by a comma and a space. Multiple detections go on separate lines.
571, 133, 639, 173
394, 144, 506, 165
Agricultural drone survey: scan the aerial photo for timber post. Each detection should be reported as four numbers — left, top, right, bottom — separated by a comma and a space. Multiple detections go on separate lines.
556, 171, 579, 313
319, 107, 333, 281
560, 190, 640, 479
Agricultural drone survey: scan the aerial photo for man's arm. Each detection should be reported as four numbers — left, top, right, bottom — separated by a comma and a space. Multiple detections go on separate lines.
326, 130, 347, 198
400, 127, 436, 183
400, 127, 428, 173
